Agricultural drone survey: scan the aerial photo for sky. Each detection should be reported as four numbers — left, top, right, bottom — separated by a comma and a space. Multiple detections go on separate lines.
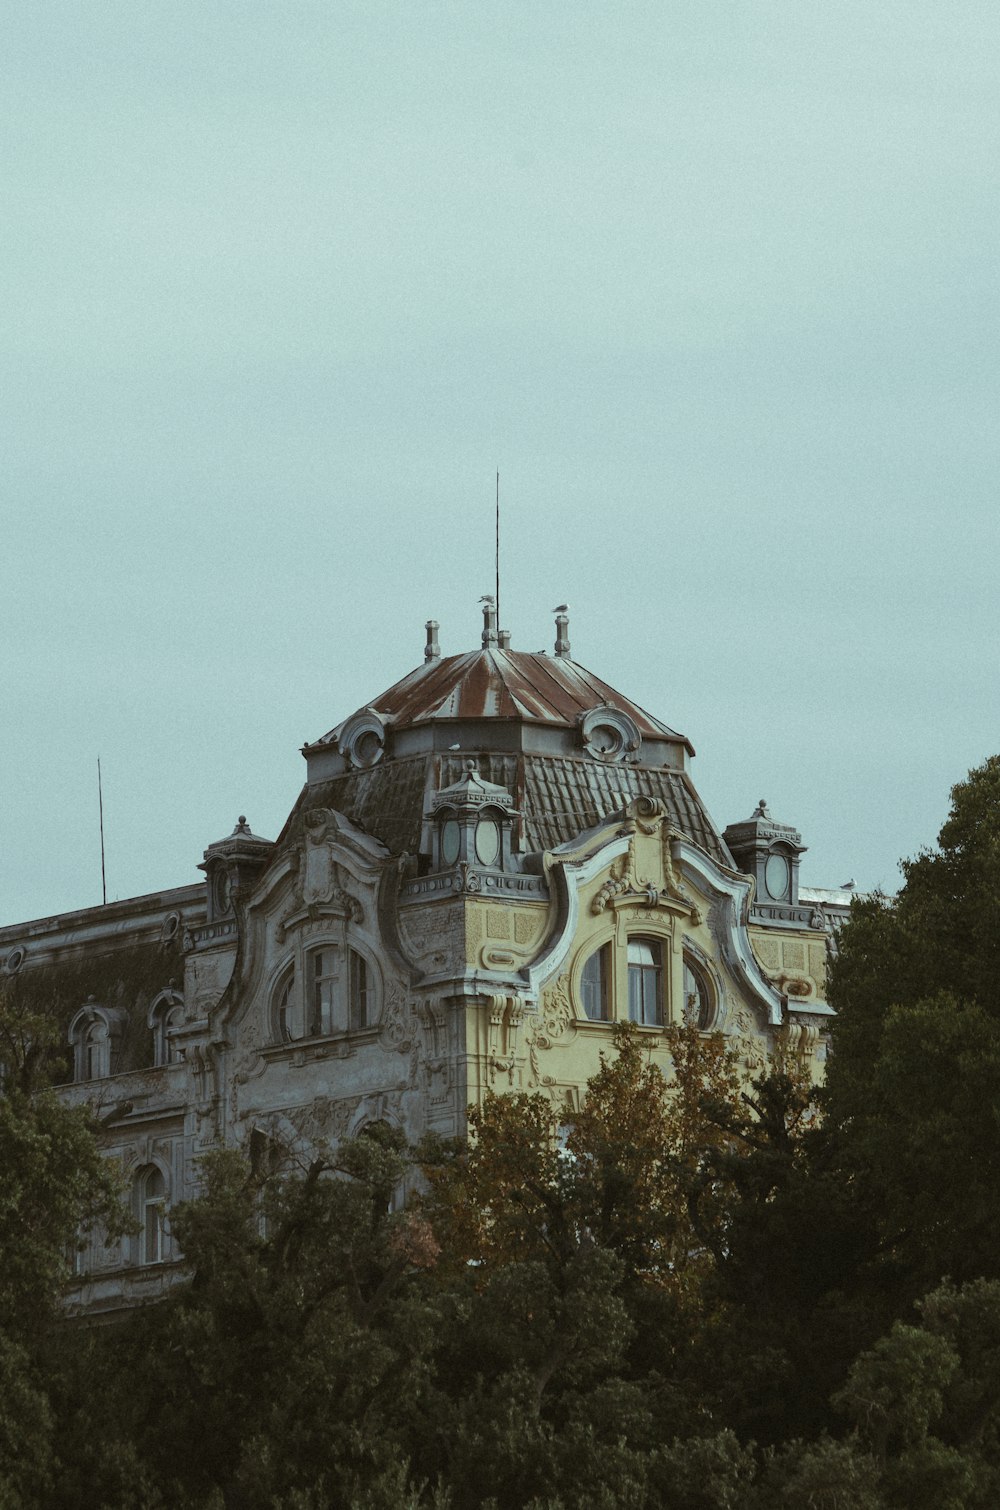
3, 1, 998, 924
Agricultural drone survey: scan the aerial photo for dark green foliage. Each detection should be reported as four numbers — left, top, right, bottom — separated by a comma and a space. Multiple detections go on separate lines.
0, 987, 125, 1508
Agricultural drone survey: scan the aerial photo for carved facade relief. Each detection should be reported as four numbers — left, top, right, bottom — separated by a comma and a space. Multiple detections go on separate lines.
591, 837, 699, 922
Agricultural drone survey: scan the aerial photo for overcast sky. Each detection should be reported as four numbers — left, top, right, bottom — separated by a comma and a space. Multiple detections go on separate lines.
3, 2, 998, 924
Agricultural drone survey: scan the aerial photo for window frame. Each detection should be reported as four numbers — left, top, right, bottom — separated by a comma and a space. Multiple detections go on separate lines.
148, 989, 186, 1068
67, 1003, 124, 1083
573, 931, 680, 1029
683, 954, 718, 1032
580, 942, 611, 1022
270, 941, 381, 1046
627, 936, 665, 1027
134, 1164, 170, 1268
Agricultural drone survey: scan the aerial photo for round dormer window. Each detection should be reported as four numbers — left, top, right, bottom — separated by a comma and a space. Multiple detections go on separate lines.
590, 724, 621, 756
578, 705, 642, 763
339, 710, 387, 770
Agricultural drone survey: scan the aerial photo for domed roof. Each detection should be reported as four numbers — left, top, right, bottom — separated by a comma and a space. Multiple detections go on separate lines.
315, 648, 693, 754
287, 614, 727, 867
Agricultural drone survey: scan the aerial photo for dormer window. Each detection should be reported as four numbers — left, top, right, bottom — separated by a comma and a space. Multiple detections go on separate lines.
68, 1002, 125, 1083
85, 1019, 109, 1080
149, 989, 185, 1067
271, 945, 377, 1045
430, 761, 516, 872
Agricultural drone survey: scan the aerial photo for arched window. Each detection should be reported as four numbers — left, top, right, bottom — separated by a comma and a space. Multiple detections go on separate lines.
68, 1003, 123, 1082
309, 950, 337, 1036
85, 1019, 109, 1080
148, 990, 185, 1067
683, 958, 716, 1032
136, 1166, 168, 1266
627, 937, 664, 1027
580, 944, 610, 1021
298, 947, 377, 1037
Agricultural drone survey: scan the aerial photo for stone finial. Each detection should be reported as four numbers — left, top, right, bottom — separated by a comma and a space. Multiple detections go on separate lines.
424, 620, 440, 662
480, 595, 498, 647
234, 816, 251, 834
754, 799, 770, 818
553, 605, 570, 658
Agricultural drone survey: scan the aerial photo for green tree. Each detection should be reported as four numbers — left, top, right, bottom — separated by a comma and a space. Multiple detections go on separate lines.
0, 985, 124, 1508
825, 757, 1000, 1297
76, 1124, 449, 1510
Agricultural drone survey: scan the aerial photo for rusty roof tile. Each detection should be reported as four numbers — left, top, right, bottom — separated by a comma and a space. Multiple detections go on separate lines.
318, 649, 693, 753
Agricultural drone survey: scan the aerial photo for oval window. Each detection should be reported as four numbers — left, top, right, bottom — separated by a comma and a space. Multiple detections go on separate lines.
442, 819, 461, 866
765, 853, 790, 901
214, 871, 232, 915
684, 959, 715, 1031
475, 818, 501, 867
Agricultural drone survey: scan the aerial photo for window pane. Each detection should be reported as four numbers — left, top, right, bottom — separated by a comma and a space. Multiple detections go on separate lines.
310, 951, 336, 1035
581, 946, 609, 1021
277, 974, 294, 1043
140, 1168, 166, 1265
627, 939, 662, 1026
350, 952, 368, 1031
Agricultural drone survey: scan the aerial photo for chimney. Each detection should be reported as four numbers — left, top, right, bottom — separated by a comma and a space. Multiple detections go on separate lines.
498, 629, 511, 649
481, 598, 498, 648
554, 609, 570, 659
424, 620, 440, 662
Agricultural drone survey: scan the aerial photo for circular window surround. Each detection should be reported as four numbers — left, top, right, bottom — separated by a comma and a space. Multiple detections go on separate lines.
338, 709, 387, 770
578, 705, 642, 763
161, 911, 181, 943
3, 945, 26, 976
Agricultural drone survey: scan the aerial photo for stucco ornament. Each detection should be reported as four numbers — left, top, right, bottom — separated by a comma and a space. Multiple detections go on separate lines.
379, 983, 415, 1054
591, 830, 700, 921
300, 810, 364, 919
733, 1003, 767, 1076
522, 976, 575, 1087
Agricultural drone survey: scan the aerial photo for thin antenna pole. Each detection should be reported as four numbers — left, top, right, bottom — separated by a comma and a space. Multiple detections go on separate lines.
98, 757, 107, 906
495, 470, 500, 632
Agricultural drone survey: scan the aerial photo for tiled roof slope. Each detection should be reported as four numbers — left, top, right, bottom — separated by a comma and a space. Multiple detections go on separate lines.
320, 650, 694, 752
284, 751, 728, 866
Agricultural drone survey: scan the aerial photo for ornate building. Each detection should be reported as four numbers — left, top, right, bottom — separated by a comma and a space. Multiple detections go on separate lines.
0, 605, 849, 1314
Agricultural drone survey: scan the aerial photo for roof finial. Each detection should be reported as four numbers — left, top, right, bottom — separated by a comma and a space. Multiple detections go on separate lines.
424, 620, 440, 663
480, 594, 498, 648
553, 604, 570, 658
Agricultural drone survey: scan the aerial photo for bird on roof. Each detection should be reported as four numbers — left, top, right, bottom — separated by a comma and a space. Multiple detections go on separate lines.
552, 603, 569, 613
479, 594, 495, 605
841, 879, 856, 890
